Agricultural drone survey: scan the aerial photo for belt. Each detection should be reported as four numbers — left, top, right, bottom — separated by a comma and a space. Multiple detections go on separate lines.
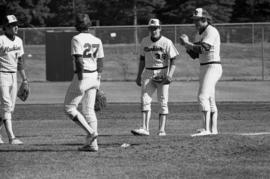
200, 61, 221, 66
146, 66, 168, 70
0, 71, 16, 73
74, 69, 97, 73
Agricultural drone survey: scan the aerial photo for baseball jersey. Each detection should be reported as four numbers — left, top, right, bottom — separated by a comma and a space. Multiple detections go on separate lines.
194, 25, 220, 63
0, 35, 24, 72
140, 36, 179, 68
71, 33, 104, 71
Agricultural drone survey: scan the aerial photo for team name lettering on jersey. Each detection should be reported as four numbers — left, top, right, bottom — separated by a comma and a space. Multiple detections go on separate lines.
144, 46, 163, 52
0, 45, 21, 53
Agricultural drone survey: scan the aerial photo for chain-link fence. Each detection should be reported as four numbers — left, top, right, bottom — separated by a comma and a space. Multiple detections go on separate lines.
17, 23, 270, 81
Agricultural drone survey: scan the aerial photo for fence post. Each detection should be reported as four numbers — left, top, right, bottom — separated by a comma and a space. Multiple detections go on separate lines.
261, 26, 265, 80
252, 23, 254, 47
174, 25, 177, 44
23, 29, 26, 45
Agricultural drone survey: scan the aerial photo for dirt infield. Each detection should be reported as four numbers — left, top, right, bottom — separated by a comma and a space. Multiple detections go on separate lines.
0, 103, 270, 178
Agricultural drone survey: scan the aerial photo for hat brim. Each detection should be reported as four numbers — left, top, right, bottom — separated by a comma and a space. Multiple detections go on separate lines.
191, 15, 204, 19
5, 22, 18, 26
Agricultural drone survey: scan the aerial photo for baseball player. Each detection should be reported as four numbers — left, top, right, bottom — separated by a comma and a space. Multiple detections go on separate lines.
131, 18, 179, 136
180, 8, 222, 136
64, 13, 104, 152
0, 15, 28, 144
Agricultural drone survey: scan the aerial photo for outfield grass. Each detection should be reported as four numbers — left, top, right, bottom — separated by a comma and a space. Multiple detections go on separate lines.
0, 103, 270, 178
24, 43, 270, 82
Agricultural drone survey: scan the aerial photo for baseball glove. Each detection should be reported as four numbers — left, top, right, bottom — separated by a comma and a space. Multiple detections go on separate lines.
17, 81, 30, 102
95, 89, 107, 111
186, 49, 199, 59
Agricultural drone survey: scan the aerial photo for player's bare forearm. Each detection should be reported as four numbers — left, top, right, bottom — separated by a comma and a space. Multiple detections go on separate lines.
168, 64, 176, 78
168, 58, 176, 78
18, 69, 28, 82
137, 56, 145, 78
74, 55, 83, 80
97, 58, 103, 73
97, 58, 103, 80
136, 56, 145, 86
184, 41, 195, 51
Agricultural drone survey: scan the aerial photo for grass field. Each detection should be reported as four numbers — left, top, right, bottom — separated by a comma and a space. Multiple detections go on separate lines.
24, 43, 270, 82
0, 102, 270, 178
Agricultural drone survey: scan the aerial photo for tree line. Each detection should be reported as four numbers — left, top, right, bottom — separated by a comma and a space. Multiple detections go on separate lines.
1, 0, 270, 27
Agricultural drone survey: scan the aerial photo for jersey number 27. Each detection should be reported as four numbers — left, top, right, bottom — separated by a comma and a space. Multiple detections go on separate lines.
83, 43, 99, 58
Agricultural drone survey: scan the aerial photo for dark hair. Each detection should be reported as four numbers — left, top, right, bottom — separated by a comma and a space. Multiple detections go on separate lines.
75, 13, 91, 32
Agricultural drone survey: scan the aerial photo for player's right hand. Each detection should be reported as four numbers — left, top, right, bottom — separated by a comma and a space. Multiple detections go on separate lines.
179, 34, 189, 45
136, 76, 141, 86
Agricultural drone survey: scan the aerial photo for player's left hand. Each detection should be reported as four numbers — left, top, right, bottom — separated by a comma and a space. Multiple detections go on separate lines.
97, 73, 101, 81
17, 80, 30, 101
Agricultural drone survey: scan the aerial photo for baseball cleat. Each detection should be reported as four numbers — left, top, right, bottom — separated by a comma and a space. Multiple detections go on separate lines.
196, 128, 205, 133
86, 133, 98, 145
9, 138, 23, 145
157, 131, 166, 136
210, 130, 218, 135
78, 145, 98, 152
131, 128, 149, 136
191, 130, 211, 137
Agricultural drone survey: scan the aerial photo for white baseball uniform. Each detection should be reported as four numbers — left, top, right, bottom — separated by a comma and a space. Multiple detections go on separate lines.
0, 35, 24, 120
194, 25, 222, 112
140, 36, 179, 114
64, 32, 104, 148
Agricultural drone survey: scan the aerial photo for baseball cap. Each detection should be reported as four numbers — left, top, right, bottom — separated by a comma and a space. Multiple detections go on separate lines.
148, 18, 160, 27
4, 15, 18, 25
192, 8, 211, 19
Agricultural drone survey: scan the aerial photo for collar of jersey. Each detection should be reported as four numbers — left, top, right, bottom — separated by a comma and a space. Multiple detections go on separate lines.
4, 34, 15, 41
150, 35, 162, 42
199, 24, 209, 35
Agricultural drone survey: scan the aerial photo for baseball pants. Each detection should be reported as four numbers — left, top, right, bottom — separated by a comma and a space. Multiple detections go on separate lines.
141, 68, 169, 114
198, 64, 222, 112
0, 72, 17, 120
64, 72, 99, 126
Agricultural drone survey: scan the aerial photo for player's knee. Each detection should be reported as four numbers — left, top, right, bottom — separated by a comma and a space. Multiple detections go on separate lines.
82, 107, 95, 118
209, 97, 217, 112
141, 95, 151, 111
84, 112, 97, 125
88, 120, 97, 132
142, 104, 151, 112
159, 102, 169, 114
198, 94, 210, 111
210, 103, 217, 112
3, 112, 12, 121
64, 105, 78, 119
